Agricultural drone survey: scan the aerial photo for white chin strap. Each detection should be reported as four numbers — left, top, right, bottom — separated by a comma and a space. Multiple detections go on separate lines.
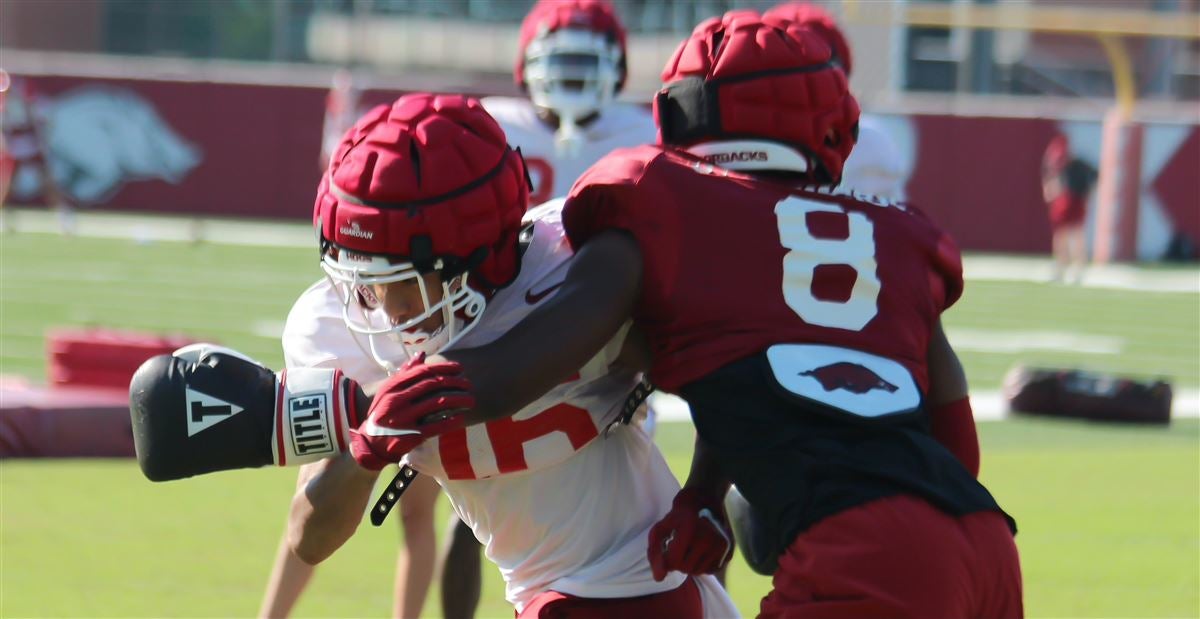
683, 140, 812, 174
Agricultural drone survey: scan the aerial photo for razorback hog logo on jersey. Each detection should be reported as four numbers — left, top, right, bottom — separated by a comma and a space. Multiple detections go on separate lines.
801, 363, 899, 395
703, 151, 768, 165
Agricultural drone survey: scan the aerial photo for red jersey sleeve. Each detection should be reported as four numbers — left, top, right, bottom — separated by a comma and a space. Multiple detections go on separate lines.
562, 145, 664, 252
899, 203, 963, 313
932, 230, 964, 311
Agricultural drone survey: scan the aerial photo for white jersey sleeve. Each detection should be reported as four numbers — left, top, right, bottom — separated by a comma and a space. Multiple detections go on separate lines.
281, 279, 397, 390
840, 115, 906, 201
482, 96, 656, 203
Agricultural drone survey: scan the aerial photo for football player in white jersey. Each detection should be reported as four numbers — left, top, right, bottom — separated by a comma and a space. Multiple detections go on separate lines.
483, 0, 656, 205
428, 2, 657, 615
263, 4, 658, 615
284, 94, 737, 618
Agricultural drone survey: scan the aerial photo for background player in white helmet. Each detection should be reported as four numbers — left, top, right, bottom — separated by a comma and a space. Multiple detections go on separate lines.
483, 0, 656, 205
245, 94, 737, 618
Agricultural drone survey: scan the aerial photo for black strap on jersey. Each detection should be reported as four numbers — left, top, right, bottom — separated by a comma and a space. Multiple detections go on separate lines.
607, 378, 656, 435
369, 464, 419, 526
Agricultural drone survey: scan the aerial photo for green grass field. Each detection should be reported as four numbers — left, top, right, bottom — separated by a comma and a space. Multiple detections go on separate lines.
2, 230, 1198, 618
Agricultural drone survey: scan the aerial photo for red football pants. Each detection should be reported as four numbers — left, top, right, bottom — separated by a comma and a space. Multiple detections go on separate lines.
760, 494, 1022, 619
519, 576, 703, 619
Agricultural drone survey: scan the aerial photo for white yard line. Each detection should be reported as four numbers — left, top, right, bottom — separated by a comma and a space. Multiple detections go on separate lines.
946, 328, 1124, 355
250, 320, 288, 339
964, 256, 1199, 293
3, 208, 314, 248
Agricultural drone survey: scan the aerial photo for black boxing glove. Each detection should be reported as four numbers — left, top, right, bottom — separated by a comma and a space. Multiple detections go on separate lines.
129, 343, 364, 481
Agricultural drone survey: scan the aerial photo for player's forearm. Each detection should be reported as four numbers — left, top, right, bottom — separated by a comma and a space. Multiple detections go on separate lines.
445, 305, 625, 426
287, 454, 379, 564
926, 319, 980, 476
441, 231, 643, 425
681, 436, 732, 499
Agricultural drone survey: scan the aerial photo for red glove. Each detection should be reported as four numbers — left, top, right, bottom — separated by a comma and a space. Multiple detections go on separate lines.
647, 488, 734, 581
349, 354, 475, 471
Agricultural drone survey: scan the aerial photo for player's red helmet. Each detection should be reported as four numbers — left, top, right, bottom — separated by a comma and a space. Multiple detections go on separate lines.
314, 93, 530, 365
764, 3, 853, 76
655, 11, 859, 184
515, 0, 627, 126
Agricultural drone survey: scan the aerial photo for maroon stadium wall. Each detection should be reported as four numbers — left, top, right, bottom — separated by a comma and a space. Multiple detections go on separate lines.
5, 73, 1197, 257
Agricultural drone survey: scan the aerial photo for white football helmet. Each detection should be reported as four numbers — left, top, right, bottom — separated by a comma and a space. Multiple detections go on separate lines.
516, 0, 627, 153
523, 28, 622, 150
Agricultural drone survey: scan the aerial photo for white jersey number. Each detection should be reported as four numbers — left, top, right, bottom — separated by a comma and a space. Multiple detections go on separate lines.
775, 196, 880, 331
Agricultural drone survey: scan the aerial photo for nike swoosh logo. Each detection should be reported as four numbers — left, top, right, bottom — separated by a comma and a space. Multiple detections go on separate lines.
360, 418, 421, 438
525, 281, 564, 305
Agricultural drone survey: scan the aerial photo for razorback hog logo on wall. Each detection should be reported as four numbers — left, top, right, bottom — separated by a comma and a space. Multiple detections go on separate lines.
703, 150, 768, 165
801, 362, 899, 395
32, 85, 202, 205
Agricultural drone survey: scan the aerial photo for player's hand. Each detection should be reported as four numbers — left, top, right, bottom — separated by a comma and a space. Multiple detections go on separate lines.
349, 354, 474, 471
647, 487, 734, 581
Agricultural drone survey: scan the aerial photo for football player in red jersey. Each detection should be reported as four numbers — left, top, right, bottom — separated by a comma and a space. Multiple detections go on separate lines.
723, 2, 912, 578
1041, 133, 1095, 283
359, 11, 1023, 618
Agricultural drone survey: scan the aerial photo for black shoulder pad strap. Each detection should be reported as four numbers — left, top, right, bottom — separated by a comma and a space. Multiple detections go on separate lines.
370, 464, 419, 526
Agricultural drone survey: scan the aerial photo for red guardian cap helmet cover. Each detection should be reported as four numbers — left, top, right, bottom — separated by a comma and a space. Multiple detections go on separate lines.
313, 93, 530, 368
764, 2, 853, 76
654, 11, 860, 184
